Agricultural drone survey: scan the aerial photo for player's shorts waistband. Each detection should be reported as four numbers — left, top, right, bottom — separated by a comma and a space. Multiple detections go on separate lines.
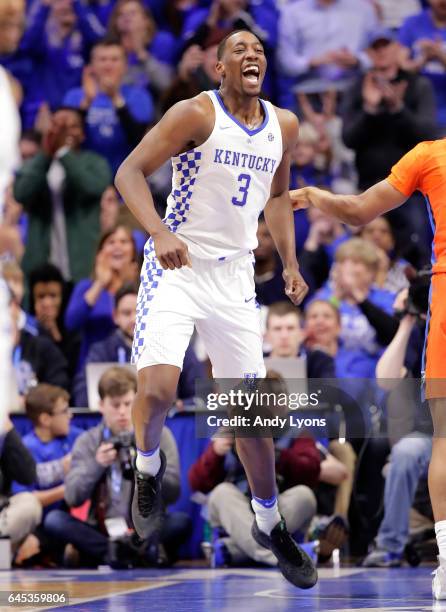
143, 237, 254, 269
188, 248, 253, 270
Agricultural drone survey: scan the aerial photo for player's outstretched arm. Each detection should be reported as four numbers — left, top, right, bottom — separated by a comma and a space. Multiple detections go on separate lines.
289, 180, 407, 226
264, 109, 308, 305
115, 95, 212, 269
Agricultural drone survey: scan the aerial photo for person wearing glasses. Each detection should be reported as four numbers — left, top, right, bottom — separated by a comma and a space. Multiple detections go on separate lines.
10, 384, 81, 566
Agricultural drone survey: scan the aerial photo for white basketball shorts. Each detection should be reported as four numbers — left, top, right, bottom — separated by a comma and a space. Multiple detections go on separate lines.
132, 239, 266, 379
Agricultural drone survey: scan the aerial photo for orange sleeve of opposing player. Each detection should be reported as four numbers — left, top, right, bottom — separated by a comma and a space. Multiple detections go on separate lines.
386, 142, 428, 197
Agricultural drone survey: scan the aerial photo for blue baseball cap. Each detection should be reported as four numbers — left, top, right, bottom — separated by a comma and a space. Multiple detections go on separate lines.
368, 28, 397, 47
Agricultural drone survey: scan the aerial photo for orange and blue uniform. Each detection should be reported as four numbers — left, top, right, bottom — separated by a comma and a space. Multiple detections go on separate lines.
387, 139, 446, 398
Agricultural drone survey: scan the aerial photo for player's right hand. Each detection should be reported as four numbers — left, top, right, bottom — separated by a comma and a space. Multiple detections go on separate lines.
153, 230, 192, 270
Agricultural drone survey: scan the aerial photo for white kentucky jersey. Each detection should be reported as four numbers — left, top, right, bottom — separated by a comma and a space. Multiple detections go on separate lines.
162, 89, 283, 260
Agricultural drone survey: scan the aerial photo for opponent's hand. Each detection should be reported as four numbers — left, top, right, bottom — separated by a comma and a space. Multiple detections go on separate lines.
153, 229, 192, 270
289, 187, 312, 211
283, 266, 308, 305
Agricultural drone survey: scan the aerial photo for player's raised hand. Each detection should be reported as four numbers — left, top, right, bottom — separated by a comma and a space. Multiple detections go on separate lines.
153, 229, 192, 270
283, 267, 308, 305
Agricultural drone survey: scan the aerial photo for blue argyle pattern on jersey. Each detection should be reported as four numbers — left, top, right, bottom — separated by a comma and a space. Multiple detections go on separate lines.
165, 150, 202, 232
131, 238, 164, 363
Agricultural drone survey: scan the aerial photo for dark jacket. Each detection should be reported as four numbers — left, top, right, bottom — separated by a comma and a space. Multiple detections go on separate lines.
14, 150, 111, 282
0, 428, 36, 506
17, 330, 70, 392
342, 71, 437, 189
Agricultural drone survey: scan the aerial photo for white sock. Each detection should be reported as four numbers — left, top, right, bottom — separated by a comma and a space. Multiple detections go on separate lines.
251, 495, 281, 536
136, 445, 161, 476
436, 520, 446, 565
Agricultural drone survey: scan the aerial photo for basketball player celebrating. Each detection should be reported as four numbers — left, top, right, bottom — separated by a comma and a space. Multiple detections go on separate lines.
115, 30, 317, 588
290, 143, 446, 599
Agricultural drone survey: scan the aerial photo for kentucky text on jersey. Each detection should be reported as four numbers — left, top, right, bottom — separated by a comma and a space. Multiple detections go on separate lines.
213, 148, 277, 174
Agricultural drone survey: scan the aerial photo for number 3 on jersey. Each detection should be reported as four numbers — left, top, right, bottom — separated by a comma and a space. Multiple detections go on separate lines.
232, 173, 251, 207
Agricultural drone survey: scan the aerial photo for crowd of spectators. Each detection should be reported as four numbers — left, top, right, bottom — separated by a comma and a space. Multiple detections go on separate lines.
0, 0, 440, 569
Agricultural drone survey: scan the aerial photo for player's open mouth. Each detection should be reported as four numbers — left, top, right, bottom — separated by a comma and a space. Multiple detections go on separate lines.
242, 65, 260, 84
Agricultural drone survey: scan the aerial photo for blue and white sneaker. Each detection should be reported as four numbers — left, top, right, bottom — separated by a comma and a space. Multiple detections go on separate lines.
432, 558, 446, 600
362, 546, 402, 568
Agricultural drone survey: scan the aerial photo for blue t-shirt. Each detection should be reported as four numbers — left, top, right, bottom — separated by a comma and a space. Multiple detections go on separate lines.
64, 278, 116, 370
315, 285, 396, 378
12, 426, 82, 513
63, 85, 154, 173
399, 9, 446, 127
18, 0, 106, 127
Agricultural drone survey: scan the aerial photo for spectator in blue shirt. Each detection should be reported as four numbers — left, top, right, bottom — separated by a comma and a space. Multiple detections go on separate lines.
315, 238, 397, 379
11, 384, 81, 565
64, 38, 154, 173
276, 0, 379, 109
399, 0, 446, 130
108, 0, 178, 94
19, 0, 105, 127
84, 0, 115, 28
72, 282, 137, 406
64, 224, 139, 368
13, 384, 81, 515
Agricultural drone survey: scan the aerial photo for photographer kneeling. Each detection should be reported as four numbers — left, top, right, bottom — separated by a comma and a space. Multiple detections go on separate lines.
44, 367, 190, 567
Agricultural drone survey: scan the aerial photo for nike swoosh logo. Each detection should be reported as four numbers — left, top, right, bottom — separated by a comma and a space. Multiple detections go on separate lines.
219, 125, 231, 130
245, 296, 255, 303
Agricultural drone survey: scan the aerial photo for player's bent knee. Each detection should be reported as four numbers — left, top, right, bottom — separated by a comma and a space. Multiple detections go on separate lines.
139, 386, 176, 408
137, 367, 179, 409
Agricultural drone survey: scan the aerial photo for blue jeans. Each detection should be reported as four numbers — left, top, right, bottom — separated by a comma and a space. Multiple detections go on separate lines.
44, 510, 192, 565
377, 434, 432, 554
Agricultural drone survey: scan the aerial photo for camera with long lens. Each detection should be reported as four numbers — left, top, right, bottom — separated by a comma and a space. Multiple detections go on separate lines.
108, 431, 135, 480
404, 268, 431, 319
